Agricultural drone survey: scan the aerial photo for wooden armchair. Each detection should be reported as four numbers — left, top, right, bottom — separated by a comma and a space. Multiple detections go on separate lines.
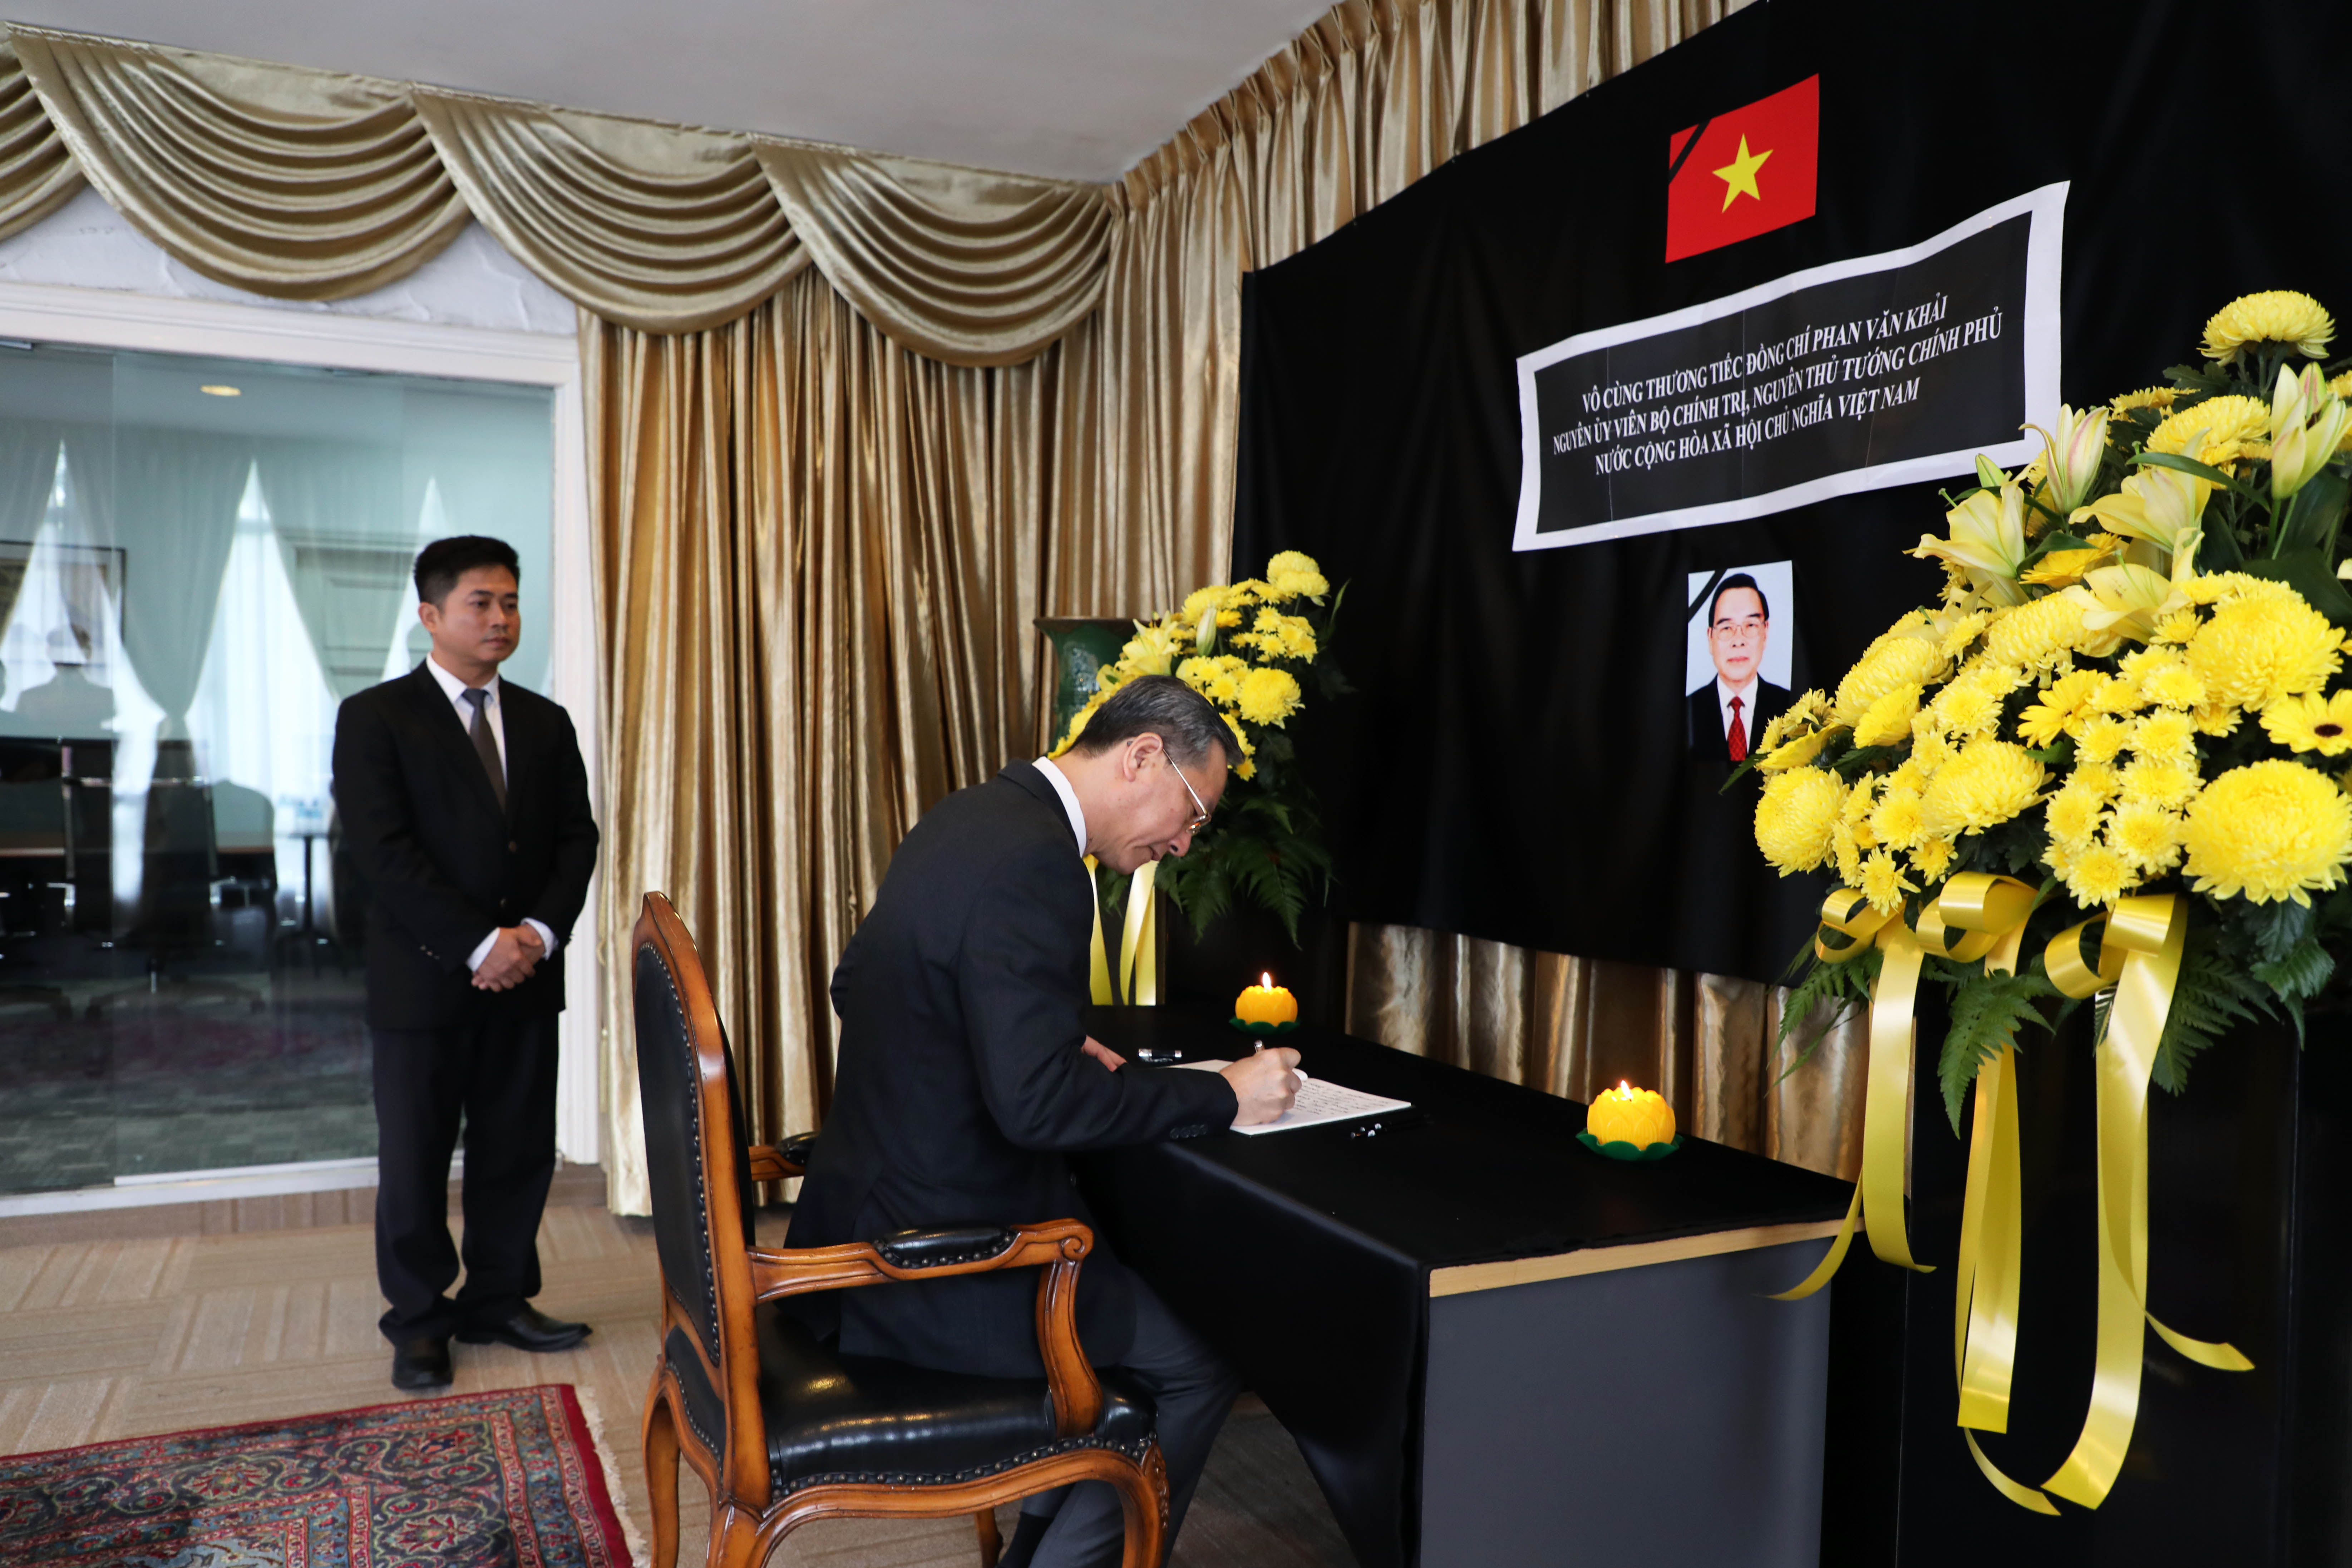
631, 893, 1169, 1568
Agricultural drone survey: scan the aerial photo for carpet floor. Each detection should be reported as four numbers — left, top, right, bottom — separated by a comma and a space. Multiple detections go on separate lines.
0, 1383, 631, 1567
0, 1207, 1358, 1567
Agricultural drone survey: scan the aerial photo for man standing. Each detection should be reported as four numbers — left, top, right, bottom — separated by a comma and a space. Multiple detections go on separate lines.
789, 674, 1299, 1568
332, 536, 600, 1391
1687, 572, 1790, 763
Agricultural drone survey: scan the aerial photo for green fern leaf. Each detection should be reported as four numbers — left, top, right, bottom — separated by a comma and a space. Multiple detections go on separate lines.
2153, 940, 2275, 1092
1937, 967, 2057, 1131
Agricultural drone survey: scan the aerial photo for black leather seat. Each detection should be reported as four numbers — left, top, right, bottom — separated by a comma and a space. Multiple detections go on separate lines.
632, 891, 1170, 1568
668, 1312, 1154, 1496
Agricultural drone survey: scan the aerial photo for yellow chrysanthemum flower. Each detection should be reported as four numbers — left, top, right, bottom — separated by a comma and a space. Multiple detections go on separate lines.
1910, 837, 1957, 882
2182, 759, 2352, 904
2058, 842, 2134, 909
1832, 820, 1863, 885
2131, 709, 2198, 764
2073, 761, 2123, 799
2261, 690, 2352, 755
2108, 800, 2184, 874
2075, 715, 2132, 765
1922, 739, 2047, 837
2014, 669, 2104, 747
2150, 609, 2202, 646
2140, 661, 2207, 709
1940, 610, 1995, 657
1851, 683, 1921, 748
1870, 785, 1927, 850
1834, 635, 1949, 726
1983, 592, 2091, 669
2118, 754, 2201, 809
1236, 666, 1303, 726
2111, 386, 2179, 415
1859, 850, 1918, 914
2045, 781, 2107, 848
1932, 680, 2002, 738
1755, 692, 1824, 755
1263, 550, 1332, 602
2201, 290, 2335, 363
2149, 395, 2272, 468
2020, 548, 2111, 587
2191, 702, 2245, 737
2186, 591, 2343, 710
1758, 726, 1841, 773
1180, 585, 1226, 626
2085, 674, 2145, 716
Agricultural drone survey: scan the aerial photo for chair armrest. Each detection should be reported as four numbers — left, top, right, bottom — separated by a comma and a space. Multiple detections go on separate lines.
745, 1131, 817, 1182
745, 1217, 1103, 1436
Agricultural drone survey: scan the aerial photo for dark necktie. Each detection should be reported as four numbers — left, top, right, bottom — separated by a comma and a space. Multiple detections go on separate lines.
1727, 694, 1747, 763
462, 687, 506, 809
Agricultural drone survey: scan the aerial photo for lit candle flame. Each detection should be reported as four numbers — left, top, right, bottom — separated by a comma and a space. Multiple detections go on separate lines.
1262, 972, 1273, 989
1618, 1080, 1632, 1097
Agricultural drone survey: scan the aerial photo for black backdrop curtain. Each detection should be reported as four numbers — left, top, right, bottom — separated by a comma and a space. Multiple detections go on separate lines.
1232, 0, 2352, 983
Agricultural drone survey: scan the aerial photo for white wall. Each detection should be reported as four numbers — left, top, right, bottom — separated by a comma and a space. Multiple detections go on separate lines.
0, 185, 575, 335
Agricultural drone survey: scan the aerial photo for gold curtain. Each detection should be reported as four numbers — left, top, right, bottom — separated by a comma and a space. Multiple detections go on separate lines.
414, 91, 807, 334
756, 143, 1113, 368
0, 40, 82, 241
12, 25, 469, 299
586, 271, 1083, 1213
4, 23, 1113, 364
1346, 925, 1866, 1179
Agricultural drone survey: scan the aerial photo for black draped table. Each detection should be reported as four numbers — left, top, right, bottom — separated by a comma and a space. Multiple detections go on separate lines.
1076, 1006, 1854, 1568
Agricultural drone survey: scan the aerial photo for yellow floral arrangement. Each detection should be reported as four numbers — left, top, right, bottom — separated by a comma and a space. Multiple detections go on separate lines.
1755, 290, 2352, 1114
1052, 550, 1346, 941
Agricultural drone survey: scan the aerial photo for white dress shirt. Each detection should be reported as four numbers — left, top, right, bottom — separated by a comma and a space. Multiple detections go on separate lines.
1032, 755, 1088, 856
1715, 674, 1760, 752
424, 651, 558, 971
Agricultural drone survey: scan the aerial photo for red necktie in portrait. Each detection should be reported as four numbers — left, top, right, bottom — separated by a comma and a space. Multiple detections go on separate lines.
1726, 695, 1746, 762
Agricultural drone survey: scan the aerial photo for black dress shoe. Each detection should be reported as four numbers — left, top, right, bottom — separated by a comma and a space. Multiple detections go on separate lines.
455, 1306, 592, 1352
390, 1334, 453, 1391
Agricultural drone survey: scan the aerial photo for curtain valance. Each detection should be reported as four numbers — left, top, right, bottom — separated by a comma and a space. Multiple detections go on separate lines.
0, 24, 1111, 362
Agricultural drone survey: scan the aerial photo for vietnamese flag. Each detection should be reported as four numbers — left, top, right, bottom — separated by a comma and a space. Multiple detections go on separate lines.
1663, 76, 1819, 263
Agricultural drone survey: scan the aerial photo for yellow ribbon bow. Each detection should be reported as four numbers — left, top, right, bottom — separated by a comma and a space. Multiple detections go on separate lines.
2030, 894, 2251, 1512
1084, 856, 1159, 1006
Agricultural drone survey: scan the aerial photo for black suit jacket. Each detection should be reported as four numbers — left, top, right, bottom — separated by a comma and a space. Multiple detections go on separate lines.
1688, 677, 1791, 762
788, 761, 1240, 1379
331, 664, 599, 1030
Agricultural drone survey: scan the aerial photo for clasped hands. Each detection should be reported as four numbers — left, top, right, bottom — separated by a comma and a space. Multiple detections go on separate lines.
1080, 1035, 1301, 1127
472, 923, 546, 991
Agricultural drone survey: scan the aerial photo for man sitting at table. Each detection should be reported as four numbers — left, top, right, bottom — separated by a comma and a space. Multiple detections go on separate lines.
790, 674, 1301, 1568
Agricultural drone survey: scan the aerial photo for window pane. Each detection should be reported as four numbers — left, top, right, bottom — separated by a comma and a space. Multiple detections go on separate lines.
0, 344, 556, 1194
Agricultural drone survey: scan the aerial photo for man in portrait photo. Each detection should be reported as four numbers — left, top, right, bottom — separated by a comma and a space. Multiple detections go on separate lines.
1687, 571, 1789, 765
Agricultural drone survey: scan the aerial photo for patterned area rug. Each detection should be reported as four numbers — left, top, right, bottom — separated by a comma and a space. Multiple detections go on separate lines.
0, 1385, 635, 1568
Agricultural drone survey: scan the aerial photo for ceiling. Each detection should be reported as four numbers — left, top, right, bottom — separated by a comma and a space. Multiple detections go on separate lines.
6, 1, 1333, 183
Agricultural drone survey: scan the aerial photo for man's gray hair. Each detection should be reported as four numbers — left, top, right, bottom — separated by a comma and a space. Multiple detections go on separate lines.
1069, 674, 1234, 771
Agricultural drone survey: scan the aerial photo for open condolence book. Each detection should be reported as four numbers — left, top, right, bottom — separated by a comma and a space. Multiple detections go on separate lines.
1178, 1059, 1411, 1135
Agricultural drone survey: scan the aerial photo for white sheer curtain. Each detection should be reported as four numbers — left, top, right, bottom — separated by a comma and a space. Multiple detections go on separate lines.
184, 467, 336, 914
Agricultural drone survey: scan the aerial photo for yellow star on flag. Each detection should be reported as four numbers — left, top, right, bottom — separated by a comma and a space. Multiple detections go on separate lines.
1713, 135, 1773, 212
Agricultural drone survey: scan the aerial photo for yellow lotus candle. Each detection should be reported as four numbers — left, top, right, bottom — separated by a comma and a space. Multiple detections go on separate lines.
1586, 1081, 1676, 1149
1234, 972, 1299, 1026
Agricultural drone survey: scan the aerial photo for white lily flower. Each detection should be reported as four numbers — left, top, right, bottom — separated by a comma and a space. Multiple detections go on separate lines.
2024, 404, 2111, 515
2269, 363, 2352, 502
1912, 482, 2027, 576
2070, 464, 2211, 559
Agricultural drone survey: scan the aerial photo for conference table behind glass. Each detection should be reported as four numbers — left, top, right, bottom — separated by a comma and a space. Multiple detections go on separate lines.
1075, 1006, 1851, 1568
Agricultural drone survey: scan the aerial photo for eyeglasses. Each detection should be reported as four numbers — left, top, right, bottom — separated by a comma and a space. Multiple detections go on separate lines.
1170, 757, 1212, 834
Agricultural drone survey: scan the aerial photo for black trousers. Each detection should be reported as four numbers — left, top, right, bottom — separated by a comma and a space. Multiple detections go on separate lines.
1022, 1273, 1240, 1568
371, 1014, 559, 1341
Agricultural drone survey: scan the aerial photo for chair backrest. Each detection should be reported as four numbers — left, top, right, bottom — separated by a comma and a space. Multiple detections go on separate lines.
632, 892, 766, 1494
